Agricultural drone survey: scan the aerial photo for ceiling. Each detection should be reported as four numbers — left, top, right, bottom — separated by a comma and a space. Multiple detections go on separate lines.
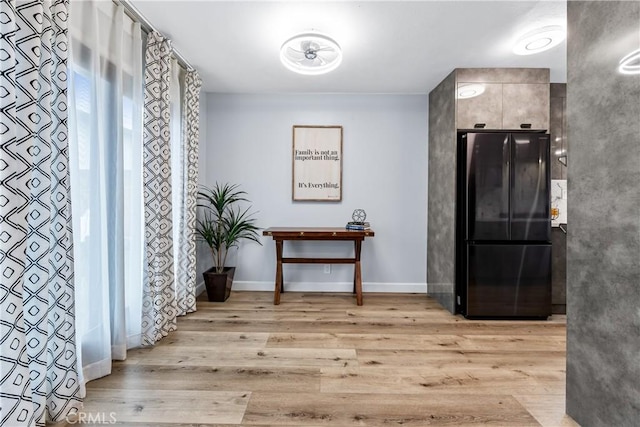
130, 0, 567, 94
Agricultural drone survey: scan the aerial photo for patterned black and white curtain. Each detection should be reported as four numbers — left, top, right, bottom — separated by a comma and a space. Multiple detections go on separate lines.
0, 0, 82, 425
141, 31, 177, 345
176, 69, 202, 316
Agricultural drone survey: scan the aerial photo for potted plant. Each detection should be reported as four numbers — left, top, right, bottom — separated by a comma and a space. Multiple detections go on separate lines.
196, 182, 261, 302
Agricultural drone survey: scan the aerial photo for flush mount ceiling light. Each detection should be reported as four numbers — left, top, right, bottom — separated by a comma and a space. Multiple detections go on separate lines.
457, 83, 486, 99
513, 25, 565, 55
618, 48, 640, 75
280, 32, 342, 75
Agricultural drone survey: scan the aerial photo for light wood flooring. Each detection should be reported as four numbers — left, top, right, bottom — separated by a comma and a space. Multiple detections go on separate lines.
79, 292, 579, 426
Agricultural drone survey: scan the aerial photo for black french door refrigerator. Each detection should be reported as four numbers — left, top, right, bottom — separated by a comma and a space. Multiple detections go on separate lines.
456, 132, 551, 319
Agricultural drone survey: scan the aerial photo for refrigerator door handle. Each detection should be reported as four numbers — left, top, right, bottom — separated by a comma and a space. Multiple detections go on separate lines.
505, 136, 511, 241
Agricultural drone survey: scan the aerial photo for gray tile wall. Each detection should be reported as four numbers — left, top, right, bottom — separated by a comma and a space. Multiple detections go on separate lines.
567, 2, 640, 425
427, 71, 456, 313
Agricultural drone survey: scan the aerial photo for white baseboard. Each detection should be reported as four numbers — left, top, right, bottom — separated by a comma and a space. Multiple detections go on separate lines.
231, 281, 427, 293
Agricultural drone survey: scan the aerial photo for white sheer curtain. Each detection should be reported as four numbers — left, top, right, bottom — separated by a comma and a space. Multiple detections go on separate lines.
170, 58, 185, 306
171, 60, 199, 316
68, 0, 144, 388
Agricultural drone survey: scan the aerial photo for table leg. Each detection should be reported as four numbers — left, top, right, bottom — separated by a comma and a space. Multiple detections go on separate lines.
353, 266, 357, 294
354, 239, 363, 306
352, 240, 357, 294
280, 257, 284, 293
274, 239, 283, 305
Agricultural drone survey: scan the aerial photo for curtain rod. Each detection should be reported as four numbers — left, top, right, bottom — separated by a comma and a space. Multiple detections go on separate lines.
115, 0, 194, 71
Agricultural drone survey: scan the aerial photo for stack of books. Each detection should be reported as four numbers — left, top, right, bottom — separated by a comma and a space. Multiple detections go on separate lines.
345, 221, 371, 230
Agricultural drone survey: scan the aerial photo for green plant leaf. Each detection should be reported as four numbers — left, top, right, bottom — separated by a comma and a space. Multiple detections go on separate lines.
196, 182, 261, 272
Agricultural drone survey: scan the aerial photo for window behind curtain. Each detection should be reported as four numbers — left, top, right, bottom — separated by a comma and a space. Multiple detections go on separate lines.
170, 58, 185, 285
68, 0, 143, 389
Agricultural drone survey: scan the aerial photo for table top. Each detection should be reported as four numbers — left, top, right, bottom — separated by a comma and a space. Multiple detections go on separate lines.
263, 227, 374, 238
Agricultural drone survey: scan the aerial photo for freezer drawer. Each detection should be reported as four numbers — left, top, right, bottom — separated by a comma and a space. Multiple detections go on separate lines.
466, 244, 551, 318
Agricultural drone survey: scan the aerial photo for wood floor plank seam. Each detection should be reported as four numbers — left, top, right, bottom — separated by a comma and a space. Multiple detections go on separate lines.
78, 292, 578, 426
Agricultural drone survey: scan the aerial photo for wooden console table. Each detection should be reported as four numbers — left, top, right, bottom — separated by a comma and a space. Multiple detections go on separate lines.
262, 227, 375, 306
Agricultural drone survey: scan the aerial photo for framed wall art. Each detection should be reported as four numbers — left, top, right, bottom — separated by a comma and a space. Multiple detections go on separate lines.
292, 125, 343, 202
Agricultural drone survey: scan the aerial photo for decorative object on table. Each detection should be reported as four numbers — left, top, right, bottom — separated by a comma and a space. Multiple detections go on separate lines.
196, 183, 262, 302
292, 125, 343, 202
346, 208, 370, 230
352, 209, 366, 222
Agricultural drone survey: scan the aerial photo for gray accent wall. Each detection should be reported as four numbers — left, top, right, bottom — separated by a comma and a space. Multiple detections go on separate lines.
427, 71, 456, 312
567, 1, 640, 425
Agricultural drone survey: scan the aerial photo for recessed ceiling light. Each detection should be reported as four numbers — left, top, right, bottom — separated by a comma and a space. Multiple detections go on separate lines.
457, 83, 485, 99
513, 25, 565, 56
618, 48, 640, 75
280, 32, 342, 75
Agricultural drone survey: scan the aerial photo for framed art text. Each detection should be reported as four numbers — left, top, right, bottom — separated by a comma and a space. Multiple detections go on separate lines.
292, 125, 343, 202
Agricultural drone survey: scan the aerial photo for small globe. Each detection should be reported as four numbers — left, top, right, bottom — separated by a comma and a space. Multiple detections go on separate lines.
352, 209, 367, 223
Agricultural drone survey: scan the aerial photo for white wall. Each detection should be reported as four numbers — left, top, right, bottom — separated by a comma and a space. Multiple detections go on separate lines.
200, 93, 428, 293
